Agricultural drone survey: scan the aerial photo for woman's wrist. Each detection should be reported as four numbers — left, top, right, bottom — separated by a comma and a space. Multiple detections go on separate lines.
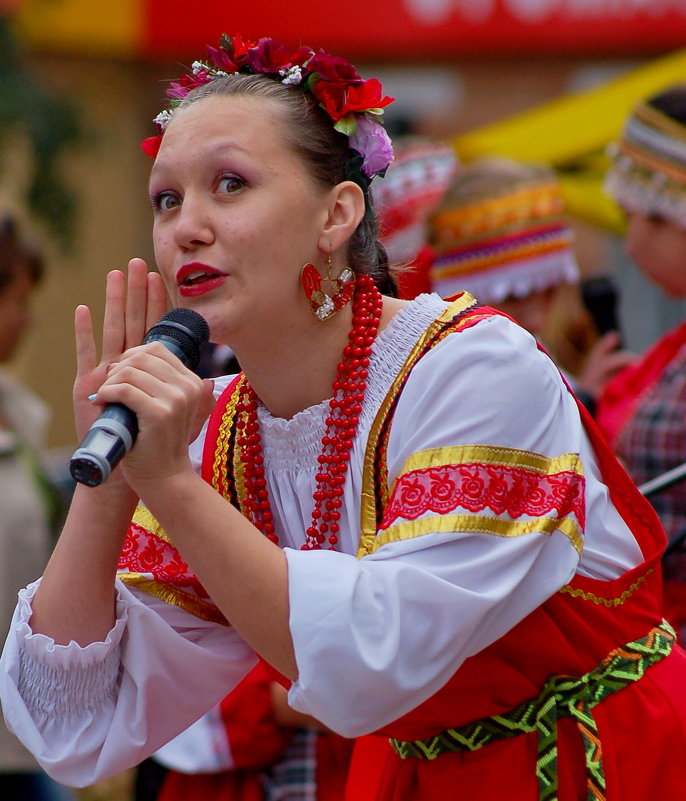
131, 460, 202, 514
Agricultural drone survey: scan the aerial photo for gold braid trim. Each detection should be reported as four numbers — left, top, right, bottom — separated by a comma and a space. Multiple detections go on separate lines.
558, 569, 654, 608
358, 293, 479, 557
398, 445, 584, 477
367, 513, 583, 556
118, 573, 229, 625
210, 374, 245, 497
132, 503, 171, 543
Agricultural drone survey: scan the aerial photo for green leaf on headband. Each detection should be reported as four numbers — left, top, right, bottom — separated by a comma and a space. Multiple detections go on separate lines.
334, 114, 357, 137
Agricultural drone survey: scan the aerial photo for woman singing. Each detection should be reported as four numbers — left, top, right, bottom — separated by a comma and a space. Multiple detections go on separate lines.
2, 34, 686, 800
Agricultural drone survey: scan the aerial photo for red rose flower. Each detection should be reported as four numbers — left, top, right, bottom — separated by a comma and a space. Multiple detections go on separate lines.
167, 72, 211, 100
141, 135, 162, 158
207, 45, 240, 73
208, 33, 255, 72
313, 77, 394, 122
246, 38, 311, 75
308, 51, 361, 84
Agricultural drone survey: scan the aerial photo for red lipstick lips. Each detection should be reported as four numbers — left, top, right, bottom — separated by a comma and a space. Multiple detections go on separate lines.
176, 262, 227, 298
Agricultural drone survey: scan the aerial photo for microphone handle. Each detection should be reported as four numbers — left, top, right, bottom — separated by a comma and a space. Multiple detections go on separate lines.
69, 404, 138, 487
69, 308, 209, 488
69, 337, 190, 487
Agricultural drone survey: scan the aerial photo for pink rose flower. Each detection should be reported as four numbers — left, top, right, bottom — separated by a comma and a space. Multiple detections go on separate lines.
349, 115, 394, 177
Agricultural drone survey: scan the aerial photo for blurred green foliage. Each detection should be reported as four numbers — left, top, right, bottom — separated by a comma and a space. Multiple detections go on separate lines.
0, 15, 82, 247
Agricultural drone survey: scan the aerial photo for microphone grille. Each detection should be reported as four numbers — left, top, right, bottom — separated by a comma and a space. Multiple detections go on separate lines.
146, 308, 210, 370
160, 307, 211, 343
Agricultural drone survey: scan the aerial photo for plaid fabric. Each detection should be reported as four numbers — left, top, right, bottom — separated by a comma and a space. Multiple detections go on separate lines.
261, 727, 318, 801
616, 341, 686, 581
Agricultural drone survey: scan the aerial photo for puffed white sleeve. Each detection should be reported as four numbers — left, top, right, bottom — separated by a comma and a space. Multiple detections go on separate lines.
286, 315, 641, 737
0, 577, 256, 787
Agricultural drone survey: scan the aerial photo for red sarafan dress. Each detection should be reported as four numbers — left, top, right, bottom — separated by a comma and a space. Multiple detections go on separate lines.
158, 661, 353, 801
596, 321, 686, 639
341, 307, 686, 801
121, 299, 686, 801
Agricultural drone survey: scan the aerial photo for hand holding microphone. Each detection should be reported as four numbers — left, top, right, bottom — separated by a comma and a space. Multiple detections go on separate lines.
70, 307, 210, 487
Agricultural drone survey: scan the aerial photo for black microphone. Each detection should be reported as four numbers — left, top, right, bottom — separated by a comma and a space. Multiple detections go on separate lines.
581, 275, 622, 343
69, 307, 210, 487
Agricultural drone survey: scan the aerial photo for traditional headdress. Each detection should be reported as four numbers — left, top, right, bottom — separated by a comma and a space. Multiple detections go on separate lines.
141, 33, 395, 195
428, 158, 579, 304
373, 137, 459, 264
605, 96, 686, 231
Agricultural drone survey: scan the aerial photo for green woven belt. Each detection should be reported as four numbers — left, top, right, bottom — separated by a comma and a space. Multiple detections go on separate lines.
389, 620, 675, 801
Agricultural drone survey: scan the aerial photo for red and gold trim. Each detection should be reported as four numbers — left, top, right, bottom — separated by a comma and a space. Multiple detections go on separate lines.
118, 573, 229, 624
358, 295, 525, 556
370, 445, 584, 555
359, 292, 481, 555
118, 503, 229, 624
358, 300, 587, 558
203, 374, 245, 502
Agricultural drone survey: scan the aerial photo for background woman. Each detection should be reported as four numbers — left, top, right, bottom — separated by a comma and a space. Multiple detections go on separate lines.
427, 155, 635, 413
597, 85, 686, 639
0, 215, 74, 801
2, 35, 686, 801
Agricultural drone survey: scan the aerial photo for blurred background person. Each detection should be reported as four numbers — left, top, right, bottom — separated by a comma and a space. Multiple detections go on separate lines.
0, 213, 73, 801
596, 85, 686, 638
140, 662, 352, 801
427, 156, 635, 413
371, 135, 459, 300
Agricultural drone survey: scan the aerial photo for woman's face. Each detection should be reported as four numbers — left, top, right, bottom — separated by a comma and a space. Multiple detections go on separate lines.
149, 94, 332, 346
624, 210, 686, 297
0, 268, 34, 363
496, 287, 556, 337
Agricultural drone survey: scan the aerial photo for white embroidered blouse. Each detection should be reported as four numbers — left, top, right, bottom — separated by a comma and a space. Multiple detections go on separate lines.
0, 294, 643, 786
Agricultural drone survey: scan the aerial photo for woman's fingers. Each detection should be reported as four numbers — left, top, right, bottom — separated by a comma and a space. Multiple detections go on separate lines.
74, 304, 97, 376
125, 258, 154, 349
100, 343, 201, 403
96, 345, 206, 456
100, 259, 170, 363
101, 270, 127, 364
146, 269, 170, 332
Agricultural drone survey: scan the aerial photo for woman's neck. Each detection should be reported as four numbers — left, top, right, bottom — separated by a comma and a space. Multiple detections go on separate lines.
231, 295, 408, 420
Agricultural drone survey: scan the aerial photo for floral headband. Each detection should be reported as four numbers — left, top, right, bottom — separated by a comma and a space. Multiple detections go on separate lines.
142, 34, 395, 192
605, 100, 686, 232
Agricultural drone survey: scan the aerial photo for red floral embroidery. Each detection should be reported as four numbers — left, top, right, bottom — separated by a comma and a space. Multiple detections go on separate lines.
380, 462, 585, 530
118, 522, 210, 597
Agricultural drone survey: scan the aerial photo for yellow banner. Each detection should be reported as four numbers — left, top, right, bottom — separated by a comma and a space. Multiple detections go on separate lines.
13, 0, 141, 58
452, 48, 686, 231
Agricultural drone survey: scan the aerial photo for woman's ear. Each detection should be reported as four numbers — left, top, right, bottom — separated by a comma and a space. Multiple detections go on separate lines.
319, 181, 366, 252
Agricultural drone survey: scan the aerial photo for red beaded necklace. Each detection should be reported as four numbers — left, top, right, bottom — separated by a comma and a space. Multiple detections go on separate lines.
235, 273, 383, 550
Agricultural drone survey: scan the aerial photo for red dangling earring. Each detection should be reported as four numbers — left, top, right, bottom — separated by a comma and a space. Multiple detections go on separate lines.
301, 256, 356, 321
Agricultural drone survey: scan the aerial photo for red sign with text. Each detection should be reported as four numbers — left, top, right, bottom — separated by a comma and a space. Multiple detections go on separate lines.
144, 0, 686, 60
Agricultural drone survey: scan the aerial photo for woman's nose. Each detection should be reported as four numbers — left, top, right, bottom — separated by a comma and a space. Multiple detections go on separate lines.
173, 196, 214, 250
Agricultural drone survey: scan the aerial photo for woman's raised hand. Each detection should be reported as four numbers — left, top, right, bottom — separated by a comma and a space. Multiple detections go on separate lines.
76, 258, 215, 496
72, 259, 169, 470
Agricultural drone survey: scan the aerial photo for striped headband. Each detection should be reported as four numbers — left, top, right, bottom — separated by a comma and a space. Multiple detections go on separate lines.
605, 100, 686, 231
429, 178, 578, 304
